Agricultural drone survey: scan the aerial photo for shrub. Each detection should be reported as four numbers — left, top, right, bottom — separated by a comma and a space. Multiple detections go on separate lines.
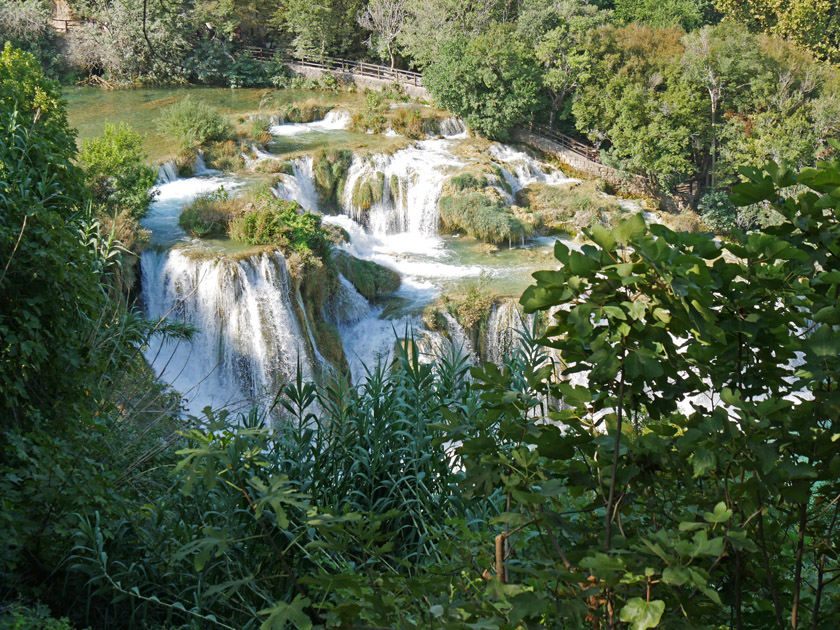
349, 89, 387, 133
178, 186, 237, 237
157, 96, 233, 151
514, 181, 625, 236
450, 173, 488, 191
0, 603, 80, 630
229, 191, 330, 261
390, 108, 426, 139
249, 115, 272, 139
78, 123, 158, 219
254, 159, 294, 175
281, 100, 329, 123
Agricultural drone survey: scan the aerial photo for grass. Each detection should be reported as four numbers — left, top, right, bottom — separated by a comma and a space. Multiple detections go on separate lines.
439, 189, 531, 245
514, 180, 627, 237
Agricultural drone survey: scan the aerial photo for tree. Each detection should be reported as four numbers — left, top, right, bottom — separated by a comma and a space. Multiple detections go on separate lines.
423, 24, 546, 140
613, 0, 719, 31
397, 0, 508, 67
713, 0, 840, 63
516, 0, 610, 127
572, 24, 705, 189
682, 22, 768, 189
79, 123, 158, 219
276, 0, 366, 58
358, 0, 407, 69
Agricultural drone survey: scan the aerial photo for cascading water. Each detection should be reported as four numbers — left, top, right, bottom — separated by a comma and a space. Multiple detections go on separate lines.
488, 144, 575, 194
440, 311, 478, 363
323, 274, 371, 326
274, 157, 320, 212
142, 248, 315, 415
341, 139, 463, 236
439, 117, 467, 138
269, 110, 351, 136
484, 299, 535, 365
157, 160, 178, 184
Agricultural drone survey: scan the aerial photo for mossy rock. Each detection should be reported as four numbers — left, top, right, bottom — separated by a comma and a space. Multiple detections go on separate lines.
352, 178, 374, 212
372, 171, 385, 203
334, 251, 400, 298
390, 174, 401, 205
313, 148, 353, 213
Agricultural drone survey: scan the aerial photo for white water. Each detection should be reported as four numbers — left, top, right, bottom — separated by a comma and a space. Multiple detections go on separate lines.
484, 300, 534, 365
157, 160, 178, 184
488, 144, 576, 194
142, 249, 314, 416
274, 157, 320, 212
341, 139, 464, 236
323, 274, 371, 326
439, 117, 467, 138
269, 110, 351, 136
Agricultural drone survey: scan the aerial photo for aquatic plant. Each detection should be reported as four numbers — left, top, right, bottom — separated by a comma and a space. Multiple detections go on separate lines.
312, 148, 353, 212
156, 95, 233, 151
439, 190, 531, 244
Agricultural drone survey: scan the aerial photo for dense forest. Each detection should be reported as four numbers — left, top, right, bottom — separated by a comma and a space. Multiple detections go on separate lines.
2, 0, 840, 628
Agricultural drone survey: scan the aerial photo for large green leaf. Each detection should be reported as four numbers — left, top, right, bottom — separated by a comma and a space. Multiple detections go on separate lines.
619, 598, 665, 630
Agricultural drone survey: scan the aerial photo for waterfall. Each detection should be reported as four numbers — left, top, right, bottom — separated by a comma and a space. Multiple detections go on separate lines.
440, 311, 478, 363
274, 157, 320, 212
439, 117, 467, 138
141, 248, 314, 415
269, 109, 351, 136
193, 150, 210, 175
488, 144, 576, 193
484, 299, 534, 364
323, 274, 370, 326
157, 160, 178, 184
340, 140, 463, 237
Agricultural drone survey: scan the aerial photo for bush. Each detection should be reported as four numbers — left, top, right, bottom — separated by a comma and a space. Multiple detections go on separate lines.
178, 186, 237, 237
157, 96, 233, 151
0, 603, 81, 630
450, 173, 488, 191
514, 181, 625, 236
349, 89, 387, 133
390, 108, 426, 139
698, 189, 738, 233
228, 190, 330, 261
78, 123, 158, 219
281, 99, 329, 123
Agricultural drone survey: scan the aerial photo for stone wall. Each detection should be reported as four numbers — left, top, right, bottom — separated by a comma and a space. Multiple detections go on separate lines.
287, 63, 430, 101
512, 128, 652, 197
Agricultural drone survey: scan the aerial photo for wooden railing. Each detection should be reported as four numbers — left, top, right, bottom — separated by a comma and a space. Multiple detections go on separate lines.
51, 18, 89, 32
527, 122, 601, 164
241, 46, 425, 88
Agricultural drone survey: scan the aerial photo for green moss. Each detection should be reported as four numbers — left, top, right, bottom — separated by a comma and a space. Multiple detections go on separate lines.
334, 251, 401, 299
313, 148, 353, 212
450, 173, 489, 191
282, 100, 330, 123
390, 174, 401, 204
352, 178, 374, 212
372, 171, 385, 203
492, 164, 512, 194
438, 190, 532, 244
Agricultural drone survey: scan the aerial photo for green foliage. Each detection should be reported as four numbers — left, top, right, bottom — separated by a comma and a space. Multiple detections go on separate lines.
0, 0, 63, 79
697, 189, 736, 232
78, 123, 158, 219
332, 250, 400, 298
439, 190, 531, 244
281, 100, 330, 123
0, 602, 82, 629
277, 0, 366, 58
713, 0, 840, 63
613, 0, 719, 31
178, 185, 235, 237
515, 180, 626, 236
0, 43, 100, 415
450, 172, 488, 191
349, 89, 387, 133
157, 95, 233, 151
229, 190, 330, 262
423, 24, 546, 140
